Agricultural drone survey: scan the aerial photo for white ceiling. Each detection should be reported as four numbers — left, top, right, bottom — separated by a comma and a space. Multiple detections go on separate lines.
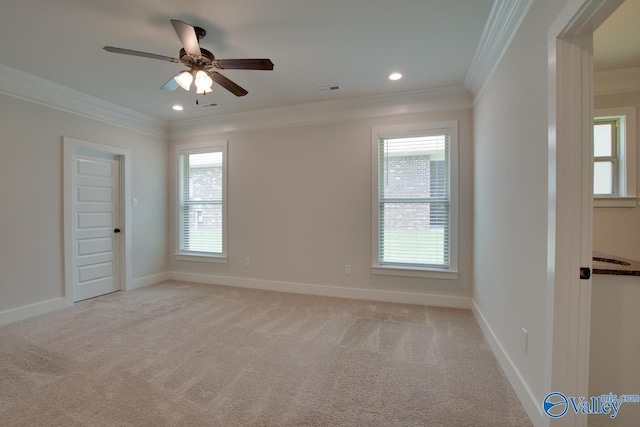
594, 0, 640, 71
0, 0, 493, 121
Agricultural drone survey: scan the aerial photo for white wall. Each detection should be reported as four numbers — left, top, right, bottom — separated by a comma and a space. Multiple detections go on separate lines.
169, 109, 473, 303
0, 93, 168, 313
472, 0, 569, 423
593, 91, 640, 261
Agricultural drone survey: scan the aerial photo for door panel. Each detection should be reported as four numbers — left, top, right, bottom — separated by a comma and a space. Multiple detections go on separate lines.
77, 186, 112, 203
72, 153, 120, 301
76, 158, 112, 176
77, 237, 112, 256
77, 212, 112, 229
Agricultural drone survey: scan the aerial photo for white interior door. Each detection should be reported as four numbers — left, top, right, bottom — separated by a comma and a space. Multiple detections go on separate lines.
72, 152, 121, 301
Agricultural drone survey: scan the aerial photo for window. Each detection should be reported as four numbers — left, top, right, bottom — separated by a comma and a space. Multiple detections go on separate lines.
372, 121, 458, 279
593, 118, 619, 195
176, 141, 227, 262
593, 107, 637, 207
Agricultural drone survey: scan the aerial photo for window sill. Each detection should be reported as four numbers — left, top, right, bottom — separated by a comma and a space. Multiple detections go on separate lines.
594, 196, 638, 208
175, 253, 227, 263
371, 265, 458, 280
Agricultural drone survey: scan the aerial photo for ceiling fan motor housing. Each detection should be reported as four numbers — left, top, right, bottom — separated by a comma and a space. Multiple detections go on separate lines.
179, 48, 214, 66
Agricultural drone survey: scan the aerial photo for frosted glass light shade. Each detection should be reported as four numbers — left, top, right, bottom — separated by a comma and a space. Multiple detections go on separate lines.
195, 70, 213, 94
174, 71, 193, 91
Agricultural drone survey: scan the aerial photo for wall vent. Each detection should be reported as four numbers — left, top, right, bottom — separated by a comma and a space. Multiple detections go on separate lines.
316, 84, 341, 92
200, 102, 219, 108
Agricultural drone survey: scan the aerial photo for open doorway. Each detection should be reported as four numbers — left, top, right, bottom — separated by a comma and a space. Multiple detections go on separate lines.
588, 3, 640, 426
547, 0, 624, 426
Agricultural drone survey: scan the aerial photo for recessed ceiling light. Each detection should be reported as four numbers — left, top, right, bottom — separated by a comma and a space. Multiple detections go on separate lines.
172, 105, 184, 111
389, 73, 402, 81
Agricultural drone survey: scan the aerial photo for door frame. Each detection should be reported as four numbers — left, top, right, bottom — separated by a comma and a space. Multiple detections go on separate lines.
547, 0, 624, 425
63, 137, 132, 306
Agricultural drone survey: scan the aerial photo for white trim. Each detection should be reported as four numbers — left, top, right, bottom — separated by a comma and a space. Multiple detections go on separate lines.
0, 63, 166, 138
168, 271, 472, 309
472, 301, 542, 425
175, 254, 228, 263
175, 140, 228, 260
0, 59, 469, 140
594, 106, 637, 200
594, 196, 638, 208
548, 31, 594, 427
169, 86, 472, 139
465, 0, 534, 99
548, 0, 621, 40
129, 272, 170, 290
594, 66, 640, 96
371, 120, 459, 277
0, 298, 66, 326
371, 266, 458, 280
63, 137, 132, 306
547, 2, 624, 426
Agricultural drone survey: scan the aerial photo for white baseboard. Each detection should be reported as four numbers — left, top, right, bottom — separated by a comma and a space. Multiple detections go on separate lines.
0, 297, 66, 326
168, 271, 471, 309
472, 300, 545, 427
129, 272, 170, 290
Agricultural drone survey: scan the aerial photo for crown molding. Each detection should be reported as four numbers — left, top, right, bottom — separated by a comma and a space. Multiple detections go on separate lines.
465, 0, 534, 98
594, 66, 640, 96
0, 63, 471, 141
169, 86, 472, 139
0, 63, 167, 138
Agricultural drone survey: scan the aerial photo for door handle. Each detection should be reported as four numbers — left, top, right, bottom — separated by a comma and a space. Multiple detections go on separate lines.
580, 267, 591, 280
114, 228, 121, 233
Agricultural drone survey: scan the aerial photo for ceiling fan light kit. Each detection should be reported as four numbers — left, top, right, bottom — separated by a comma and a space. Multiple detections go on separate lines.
194, 70, 213, 94
103, 19, 274, 104
175, 70, 193, 91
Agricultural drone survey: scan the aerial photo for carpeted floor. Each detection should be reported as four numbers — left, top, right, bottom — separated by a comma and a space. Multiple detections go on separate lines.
0, 281, 532, 426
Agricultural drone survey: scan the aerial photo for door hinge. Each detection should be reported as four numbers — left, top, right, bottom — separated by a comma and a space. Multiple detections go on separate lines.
580, 267, 591, 280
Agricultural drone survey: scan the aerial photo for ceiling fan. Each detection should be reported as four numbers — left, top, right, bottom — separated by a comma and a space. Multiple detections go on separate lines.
103, 19, 274, 99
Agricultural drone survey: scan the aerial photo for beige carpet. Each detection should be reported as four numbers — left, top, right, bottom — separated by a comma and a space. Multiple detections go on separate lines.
0, 281, 531, 426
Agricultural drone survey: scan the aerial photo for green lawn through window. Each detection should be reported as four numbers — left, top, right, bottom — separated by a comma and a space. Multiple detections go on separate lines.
186, 228, 445, 265
186, 229, 222, 253
382, 229, 446, 265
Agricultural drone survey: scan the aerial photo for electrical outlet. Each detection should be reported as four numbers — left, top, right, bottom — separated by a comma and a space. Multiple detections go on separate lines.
132, 198, 138, 207
521, 328, 528, 353
344, 264, 351, 275
244, 258, 250, 268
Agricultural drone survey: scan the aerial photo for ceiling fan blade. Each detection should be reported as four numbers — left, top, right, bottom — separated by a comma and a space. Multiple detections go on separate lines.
160, 74, 180, 91
103, 46, 181, 63
211, 72, 248, 97
214, 59, 274, 70
170, 19, 201, 56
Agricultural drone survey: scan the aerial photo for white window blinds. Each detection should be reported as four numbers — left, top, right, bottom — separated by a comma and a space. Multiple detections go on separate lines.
378, 133, 450, 268
179, 149, 224, 255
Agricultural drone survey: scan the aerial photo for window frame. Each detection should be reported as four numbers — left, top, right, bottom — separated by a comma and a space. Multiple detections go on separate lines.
593, 118, 618, 195
371, 121, 459, 280
175, 140, 228, 263
593, 107, 637, 208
